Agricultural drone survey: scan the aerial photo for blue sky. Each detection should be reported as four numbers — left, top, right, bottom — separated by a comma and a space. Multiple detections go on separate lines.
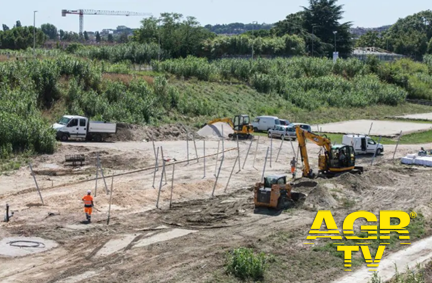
1, 0, 431, 33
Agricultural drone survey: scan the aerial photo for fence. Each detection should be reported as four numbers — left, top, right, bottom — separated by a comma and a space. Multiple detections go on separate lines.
3, 131, 424, 224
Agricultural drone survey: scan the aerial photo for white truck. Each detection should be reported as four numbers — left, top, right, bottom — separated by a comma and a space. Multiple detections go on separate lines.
342, 134, 384, 155
52, 115, 117, 142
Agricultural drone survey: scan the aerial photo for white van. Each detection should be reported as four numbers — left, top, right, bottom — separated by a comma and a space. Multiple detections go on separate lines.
252, 116, 280, 132
342, 134, 384, 155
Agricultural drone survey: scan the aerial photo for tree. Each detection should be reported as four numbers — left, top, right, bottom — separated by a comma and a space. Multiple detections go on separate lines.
273, 12, 307, 37
2, 24, 9, 31
41, 23, 58, 40
133, 13, 215, 58
59, 29, 65, 40
302, 0, 353, 57
273, 0, 353, 57
0, 26, 46, 49
15, 21, 22, 28
382, 10, 432, 60
95, 31, 101, 43
108, 33, 114, 43
355, 31, 383, 48
83, 31, 89, 41
118, 32, 128, 43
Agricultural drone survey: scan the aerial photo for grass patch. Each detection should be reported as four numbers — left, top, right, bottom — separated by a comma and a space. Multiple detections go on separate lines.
320, 130, 432, 145
370, 263, 429, 283
311, 214, 427, 274
225, 248, 272, 281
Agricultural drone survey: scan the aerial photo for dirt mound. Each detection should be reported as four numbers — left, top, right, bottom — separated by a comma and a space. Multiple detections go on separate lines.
197, 122, 234, 139
303, 184, 338, 209
108, 123, 200, 142
335, 169, 395, 192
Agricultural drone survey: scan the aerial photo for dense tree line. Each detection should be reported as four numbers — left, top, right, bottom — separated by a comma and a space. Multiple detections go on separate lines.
0, 25, 46, 50
356, 10, 432, 60
204, 23, 273, 34
133, 13, 215, 58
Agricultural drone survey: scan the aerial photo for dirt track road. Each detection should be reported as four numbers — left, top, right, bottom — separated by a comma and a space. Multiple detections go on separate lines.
334, 235, 432, 283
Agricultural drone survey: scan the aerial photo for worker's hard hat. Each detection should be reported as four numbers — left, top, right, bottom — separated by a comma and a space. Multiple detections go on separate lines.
87, 190, 91, 194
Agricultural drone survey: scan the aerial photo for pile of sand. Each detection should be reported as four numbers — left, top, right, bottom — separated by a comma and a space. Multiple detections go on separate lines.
197, 122, 233, 139
303, 184, 338, 209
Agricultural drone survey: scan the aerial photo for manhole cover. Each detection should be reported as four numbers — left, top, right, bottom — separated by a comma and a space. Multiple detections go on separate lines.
0, 237, 58, 257
8, 240, 46, 248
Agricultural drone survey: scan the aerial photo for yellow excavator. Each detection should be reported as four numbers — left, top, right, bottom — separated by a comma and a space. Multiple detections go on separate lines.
205, 114, 254, 139
295, 126, 363, 178
254, 174, 305, 209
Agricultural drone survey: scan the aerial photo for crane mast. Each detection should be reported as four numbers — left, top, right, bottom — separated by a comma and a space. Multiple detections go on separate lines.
61, 9, 151, 34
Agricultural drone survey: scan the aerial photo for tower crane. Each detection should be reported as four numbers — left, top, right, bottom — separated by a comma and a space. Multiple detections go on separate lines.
61, 9, 152, 34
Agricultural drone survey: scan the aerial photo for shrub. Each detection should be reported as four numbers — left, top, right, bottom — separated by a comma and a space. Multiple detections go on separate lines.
225, 248, 269, 280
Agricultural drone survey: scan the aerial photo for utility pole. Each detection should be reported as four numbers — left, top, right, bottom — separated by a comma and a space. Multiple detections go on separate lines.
251, 21, 258, 60
311, 25, 315, 56
158, 19, 161, 61
333, 30, 337, 52
33, 11, 37, 56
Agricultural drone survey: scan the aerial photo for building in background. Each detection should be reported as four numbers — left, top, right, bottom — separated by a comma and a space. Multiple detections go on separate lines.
352, 47, 404, 61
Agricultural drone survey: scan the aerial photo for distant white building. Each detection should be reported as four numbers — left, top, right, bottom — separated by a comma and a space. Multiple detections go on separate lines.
352, 47, 404, 61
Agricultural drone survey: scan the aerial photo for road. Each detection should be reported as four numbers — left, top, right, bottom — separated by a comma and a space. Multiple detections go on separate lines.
334, 235, 432, 283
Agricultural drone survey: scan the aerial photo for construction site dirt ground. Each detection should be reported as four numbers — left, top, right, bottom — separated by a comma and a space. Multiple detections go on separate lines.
1, 137, 432, 282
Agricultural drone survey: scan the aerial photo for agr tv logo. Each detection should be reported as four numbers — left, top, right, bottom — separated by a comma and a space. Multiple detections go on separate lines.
305, 210, 413, 272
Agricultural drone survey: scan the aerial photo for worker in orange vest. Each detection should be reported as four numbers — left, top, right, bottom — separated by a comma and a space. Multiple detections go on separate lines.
290, 157, 296, 179
82, 190, 94, 223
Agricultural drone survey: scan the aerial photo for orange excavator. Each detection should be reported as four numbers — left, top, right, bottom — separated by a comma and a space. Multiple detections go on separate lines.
295, 126, 363, 178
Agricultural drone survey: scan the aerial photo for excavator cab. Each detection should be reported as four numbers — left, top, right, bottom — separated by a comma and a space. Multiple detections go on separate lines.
231, 114, 253, 139
326, 145, 356, 169
254, 175, 293, 210
233, 115, 250, 131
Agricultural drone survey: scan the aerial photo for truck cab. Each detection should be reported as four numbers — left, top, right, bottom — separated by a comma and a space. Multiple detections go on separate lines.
53, 115, 89, 141
342, 134, 384, 155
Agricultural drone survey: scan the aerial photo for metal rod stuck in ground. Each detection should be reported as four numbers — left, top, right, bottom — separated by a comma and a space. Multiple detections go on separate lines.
253, 136, 260, 169
242, 138, 254, 169
276, 138, 284, 162
186, 132, 190, 165
152, 147, 160, 189
107, 175, 114, 225
98, 156, 109, 195
392, 131, 403, 163
170, 163, 175, 209
29, 162, 44, 205
221, 125, 225, 158
192, 134, 199, 163
368, 122, 373, 136
270, 136, 273, 168
161, 146, 167, 185
236, 135, 241, 172
203, 140, 206, 178
94, 153, 99, 197
156, 160, 166, 208
225, 156, 239, 192
214, 140, 220, 177
370, 136, 382, 166
211, 155, 224, 197
261, 147, 270, 182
